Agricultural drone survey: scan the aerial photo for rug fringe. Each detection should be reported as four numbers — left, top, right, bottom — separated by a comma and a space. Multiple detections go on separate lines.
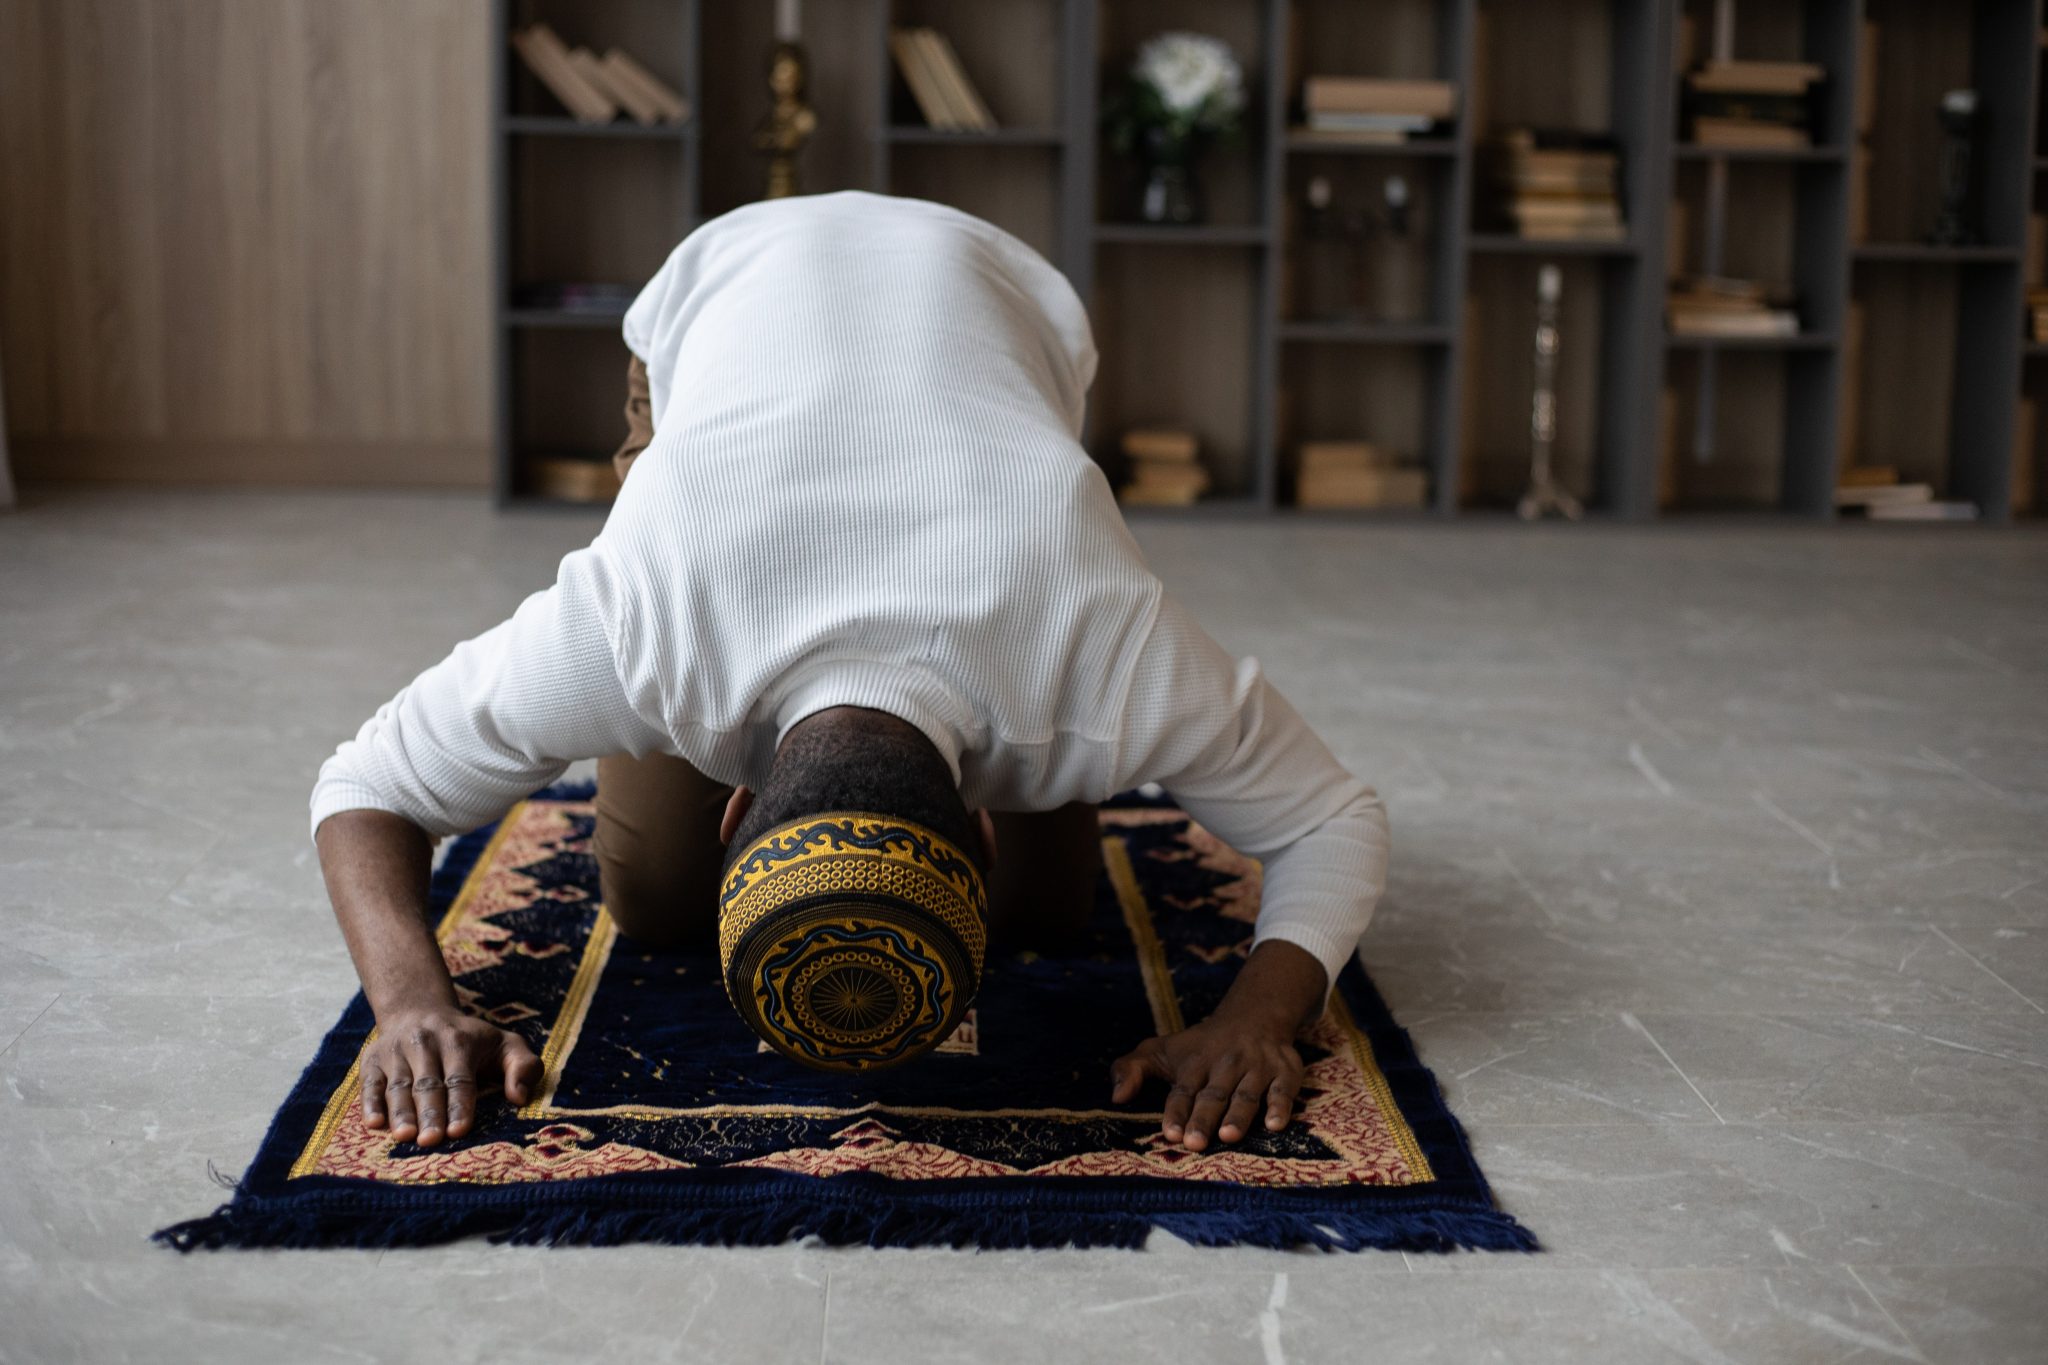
153, 1192, 1535, 1255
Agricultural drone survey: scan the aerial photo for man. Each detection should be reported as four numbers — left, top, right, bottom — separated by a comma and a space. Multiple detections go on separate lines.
313, 192, 1389, 1159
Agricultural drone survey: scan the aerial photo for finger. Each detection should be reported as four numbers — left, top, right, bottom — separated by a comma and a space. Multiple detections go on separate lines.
361, 1060, 389, 1129
1108, 1042, 1167, 1104
407, 1038, 447, 1148
502, 1033, 543, 1107
1183, 1074, 1238, 1153
1217, 1071, 1270, 1144
442, 1045, 477, 1138
1266, 1070, 1300, 1132
384, 1056, 418, 1142
1162, 1079, 1196, 1143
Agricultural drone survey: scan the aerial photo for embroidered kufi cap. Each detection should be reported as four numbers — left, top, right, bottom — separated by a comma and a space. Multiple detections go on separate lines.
718, 813, 987, 1071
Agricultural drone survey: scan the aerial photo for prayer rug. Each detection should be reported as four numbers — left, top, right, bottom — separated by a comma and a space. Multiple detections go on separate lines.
157, 786, 1536, 1253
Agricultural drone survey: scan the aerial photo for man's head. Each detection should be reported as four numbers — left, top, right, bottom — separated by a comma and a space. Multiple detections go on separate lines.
715, 708, 991, 1072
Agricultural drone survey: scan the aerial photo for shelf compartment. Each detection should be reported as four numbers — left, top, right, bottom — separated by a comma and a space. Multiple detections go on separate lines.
505, 307, 633, 329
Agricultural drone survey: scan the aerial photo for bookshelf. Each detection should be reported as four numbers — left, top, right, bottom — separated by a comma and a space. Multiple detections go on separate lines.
487, 0, 2044, 522
492, 0, 701, 505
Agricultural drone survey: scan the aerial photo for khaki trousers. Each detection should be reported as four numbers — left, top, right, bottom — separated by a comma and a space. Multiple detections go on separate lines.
595, 356, 1101, 951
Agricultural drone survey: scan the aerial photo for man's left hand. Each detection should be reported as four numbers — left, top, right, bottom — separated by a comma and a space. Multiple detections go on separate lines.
1110, 1015, 1305, 1150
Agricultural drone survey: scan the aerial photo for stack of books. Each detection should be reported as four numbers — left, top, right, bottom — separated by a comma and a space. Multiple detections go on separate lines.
2028, 288, 2048, 343
890, 28, 996, 131
1835, 467, 1978, 520
1296, 77, 1456, 145
1118, 429, 1210, 507
529, 453, 621, 505
1481, 130, 1624, 242
1294, 441, 1427, 510
1684, 60, 1824, 150
510, 25, 688, 126
1668, 277, 1799, 338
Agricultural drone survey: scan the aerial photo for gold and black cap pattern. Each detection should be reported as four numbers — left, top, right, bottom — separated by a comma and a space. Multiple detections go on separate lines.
718, 813, 988, 1071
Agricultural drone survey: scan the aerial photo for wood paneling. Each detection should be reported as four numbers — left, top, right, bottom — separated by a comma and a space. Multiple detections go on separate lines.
0, 0, 492, 486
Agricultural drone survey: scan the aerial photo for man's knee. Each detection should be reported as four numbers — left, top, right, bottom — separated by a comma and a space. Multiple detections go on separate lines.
595, 839, 721, 950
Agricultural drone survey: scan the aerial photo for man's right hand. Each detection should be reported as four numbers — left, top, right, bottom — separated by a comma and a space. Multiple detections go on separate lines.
360, 1007, 543, 1148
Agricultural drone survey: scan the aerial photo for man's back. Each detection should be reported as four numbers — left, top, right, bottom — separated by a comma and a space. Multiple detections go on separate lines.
597, 192, 1160, 802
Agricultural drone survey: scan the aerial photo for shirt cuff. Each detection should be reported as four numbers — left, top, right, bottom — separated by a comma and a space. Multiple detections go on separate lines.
309, 777, 408, 843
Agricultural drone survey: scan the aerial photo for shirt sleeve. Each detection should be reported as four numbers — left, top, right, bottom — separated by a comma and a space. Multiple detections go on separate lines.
309, 546, 671, 841
1115, 595, 1391, 995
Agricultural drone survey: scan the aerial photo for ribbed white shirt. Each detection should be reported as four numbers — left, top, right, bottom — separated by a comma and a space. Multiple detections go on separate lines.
312, 192, 1389, 989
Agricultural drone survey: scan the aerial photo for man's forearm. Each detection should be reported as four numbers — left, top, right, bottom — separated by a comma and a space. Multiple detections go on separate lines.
1214, 938, 1328, 1035
315, 808, 455, 1019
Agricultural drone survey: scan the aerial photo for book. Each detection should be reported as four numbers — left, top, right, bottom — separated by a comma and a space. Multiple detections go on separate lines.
1668, 308, 1799, 338
1120, 460, 1211, 506
920, 29, 995, 130
891, 28, 959, 129
1833, 481, 1933, 508
512, 25, 616, 123
1687, 60, 1825, 95
1305, 111, 1438, 134
529, 454, 621, 503
569, 48, 647, 123
1691, 117, 1812, 150
600, 49, 688, 123
1121, 428, 1199, 462
1687, 91, 1813, 126
1837, 465, 1897, 488
1301, 77, 1457, 120
1290, 126, 1415, 146
1297, 466, 1428, 509
1297, 440, 1394, 476
1865, 500, 1980, 521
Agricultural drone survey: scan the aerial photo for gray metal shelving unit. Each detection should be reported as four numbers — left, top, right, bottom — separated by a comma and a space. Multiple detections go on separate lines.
491, 0, 2044, 521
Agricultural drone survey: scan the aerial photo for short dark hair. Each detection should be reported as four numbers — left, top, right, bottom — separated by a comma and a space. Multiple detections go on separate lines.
722, 710, 980, 873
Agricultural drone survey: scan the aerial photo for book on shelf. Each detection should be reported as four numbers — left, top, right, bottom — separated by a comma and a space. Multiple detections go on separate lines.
2028, 287, 2048, 342
511, 24, 617, 124
1291, 440, 1424, 509
1687, 60, 1825, 96
890, 28, 994, 131
1304, 111, 1437, 135
568, 48, 645, 122
1865, 501, 1980, 521
601, 50, 688, 123
1297, 465, 1428, 510
1301, 77, 1457, 121
1668, 278, 1797, 337
1837, 465, 1897, 489
1118, 428, 1209, 506
1683, 59, 1820, 149
1833, 478, 1933, 508
1691, 116, 1811, 151
1482, 130, 1623, 241
1833, 473, 1977, 521
1121, 428, 1200, 463
528, 453, 621, 504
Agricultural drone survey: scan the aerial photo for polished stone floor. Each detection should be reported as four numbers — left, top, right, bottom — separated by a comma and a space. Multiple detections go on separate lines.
2, 487, 2044, 1363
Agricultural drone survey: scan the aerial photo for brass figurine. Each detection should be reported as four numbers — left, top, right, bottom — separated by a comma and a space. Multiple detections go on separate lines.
756, 41, 817, 200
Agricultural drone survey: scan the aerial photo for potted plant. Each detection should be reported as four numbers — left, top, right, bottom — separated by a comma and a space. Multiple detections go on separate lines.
1103, 31, 1245, 225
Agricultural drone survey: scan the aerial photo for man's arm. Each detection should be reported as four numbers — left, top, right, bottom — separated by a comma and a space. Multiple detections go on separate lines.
317, 809, 541, 1147
1108, 595, 1390, 1149
312, 547, 669, 1146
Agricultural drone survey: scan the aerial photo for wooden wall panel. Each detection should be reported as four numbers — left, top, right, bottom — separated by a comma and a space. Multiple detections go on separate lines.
0, 0, 492, 486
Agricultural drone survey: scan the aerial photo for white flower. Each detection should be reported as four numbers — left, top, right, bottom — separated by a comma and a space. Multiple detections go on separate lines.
1134, 31, 1243, 121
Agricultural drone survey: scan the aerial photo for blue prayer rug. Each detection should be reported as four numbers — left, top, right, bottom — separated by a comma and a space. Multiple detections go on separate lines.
157, 786, 1536, 1253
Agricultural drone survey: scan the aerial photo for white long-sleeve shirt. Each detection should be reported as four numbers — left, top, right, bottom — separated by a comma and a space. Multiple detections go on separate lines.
312, 191, 1389, 989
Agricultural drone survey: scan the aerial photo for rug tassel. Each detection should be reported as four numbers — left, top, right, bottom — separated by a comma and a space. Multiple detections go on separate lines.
156, 1191, 1534, 1255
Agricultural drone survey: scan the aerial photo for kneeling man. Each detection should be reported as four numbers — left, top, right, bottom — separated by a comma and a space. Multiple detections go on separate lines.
313, 192, 1389, 1158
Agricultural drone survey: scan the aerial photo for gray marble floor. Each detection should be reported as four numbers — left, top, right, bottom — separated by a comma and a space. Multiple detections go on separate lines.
2, 487, 2044, 1364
